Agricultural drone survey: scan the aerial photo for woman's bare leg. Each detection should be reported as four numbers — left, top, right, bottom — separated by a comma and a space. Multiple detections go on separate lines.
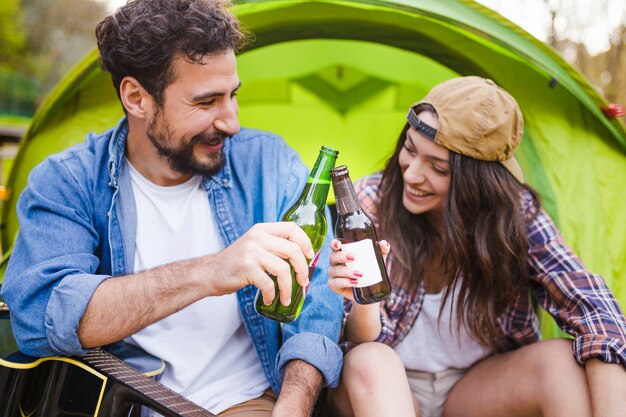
443, 339, 591, 417
327, 342, 418, 417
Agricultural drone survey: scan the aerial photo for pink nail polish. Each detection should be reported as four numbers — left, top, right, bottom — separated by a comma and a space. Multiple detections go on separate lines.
346, 254, 355, 261
349, 279, 358, 285
354, 270, 363, 277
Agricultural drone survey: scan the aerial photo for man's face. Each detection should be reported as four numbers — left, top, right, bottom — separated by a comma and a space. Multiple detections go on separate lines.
146, 50, 241, 177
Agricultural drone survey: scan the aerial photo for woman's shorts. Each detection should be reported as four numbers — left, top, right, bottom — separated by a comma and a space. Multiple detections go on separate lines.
405, 368, 466, 417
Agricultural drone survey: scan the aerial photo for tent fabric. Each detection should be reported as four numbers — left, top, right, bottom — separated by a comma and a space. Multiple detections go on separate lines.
1, 0, 625, 339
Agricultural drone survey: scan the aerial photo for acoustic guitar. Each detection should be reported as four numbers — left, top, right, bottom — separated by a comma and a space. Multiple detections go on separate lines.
0, 302, 216, 417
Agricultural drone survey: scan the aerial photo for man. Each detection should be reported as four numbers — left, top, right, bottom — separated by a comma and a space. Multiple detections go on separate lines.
0, 0, 343, 416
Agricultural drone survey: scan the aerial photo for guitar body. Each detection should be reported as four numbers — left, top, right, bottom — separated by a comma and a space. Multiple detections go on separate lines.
0, 349, 118, 417
0, 306, 215, 417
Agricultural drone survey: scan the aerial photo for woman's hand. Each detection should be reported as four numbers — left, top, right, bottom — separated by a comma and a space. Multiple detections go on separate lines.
329, 238, 390, 343
327, 239, 390, 301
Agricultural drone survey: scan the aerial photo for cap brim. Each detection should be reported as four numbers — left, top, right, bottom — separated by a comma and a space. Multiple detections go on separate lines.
500, 156, 524, 184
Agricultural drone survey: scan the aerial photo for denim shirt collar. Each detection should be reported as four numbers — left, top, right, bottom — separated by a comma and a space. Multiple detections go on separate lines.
107, 118, 129, 188
106, 116, 233, 190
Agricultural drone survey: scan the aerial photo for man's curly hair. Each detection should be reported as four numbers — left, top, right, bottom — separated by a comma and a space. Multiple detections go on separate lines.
96, 0, 250, 107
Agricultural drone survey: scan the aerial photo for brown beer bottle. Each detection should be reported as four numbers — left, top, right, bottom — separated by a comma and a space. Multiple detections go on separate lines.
330, 165, 391, 304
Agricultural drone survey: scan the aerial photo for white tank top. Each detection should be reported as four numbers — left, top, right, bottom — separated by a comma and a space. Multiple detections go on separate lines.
124, 160, 269, 414
394, 283, 492, 373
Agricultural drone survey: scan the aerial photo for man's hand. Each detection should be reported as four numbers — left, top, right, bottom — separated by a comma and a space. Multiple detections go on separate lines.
208, 222, 314, 306
272, 360, 324, 417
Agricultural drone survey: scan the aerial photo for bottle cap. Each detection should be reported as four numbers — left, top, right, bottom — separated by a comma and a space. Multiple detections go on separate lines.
330, 165, 349, 178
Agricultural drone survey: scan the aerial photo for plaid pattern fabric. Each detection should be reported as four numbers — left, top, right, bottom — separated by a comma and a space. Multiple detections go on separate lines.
341, 173, 626, 366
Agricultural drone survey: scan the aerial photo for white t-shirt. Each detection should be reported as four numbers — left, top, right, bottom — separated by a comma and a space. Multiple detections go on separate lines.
123, 160, 269, 414
394, 284, 492, 373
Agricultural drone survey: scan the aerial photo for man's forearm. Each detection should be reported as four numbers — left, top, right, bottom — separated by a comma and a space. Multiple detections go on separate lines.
77, 256, 210, 347
586, 358, 626, 417
78, 222, 316, 348
273, 360, 324, 417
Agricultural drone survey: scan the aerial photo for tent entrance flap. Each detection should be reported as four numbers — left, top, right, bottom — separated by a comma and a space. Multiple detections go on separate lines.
237, 39, 458, 183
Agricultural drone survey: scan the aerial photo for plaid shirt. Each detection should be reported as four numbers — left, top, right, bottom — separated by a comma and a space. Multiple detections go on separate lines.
344, 173, 626, 367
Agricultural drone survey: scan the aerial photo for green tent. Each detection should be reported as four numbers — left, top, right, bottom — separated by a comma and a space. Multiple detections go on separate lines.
1, 0, 625, 337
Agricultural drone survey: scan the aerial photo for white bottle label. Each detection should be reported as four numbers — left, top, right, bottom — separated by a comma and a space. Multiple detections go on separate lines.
341, 239, 383, 288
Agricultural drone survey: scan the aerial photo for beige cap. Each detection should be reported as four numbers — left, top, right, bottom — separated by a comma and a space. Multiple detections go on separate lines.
407, 76, 525, 183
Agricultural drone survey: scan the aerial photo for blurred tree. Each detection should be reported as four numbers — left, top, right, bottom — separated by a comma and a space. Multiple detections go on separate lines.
0, 1, 35, 120
542, 0, 626, 125
597, 25, 626, 107
0, 0, 27, 71
574, 25, 626, 107
20, 0, 108, 96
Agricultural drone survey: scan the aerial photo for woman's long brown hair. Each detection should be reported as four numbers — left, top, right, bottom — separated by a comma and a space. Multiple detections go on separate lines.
378, 124, 539, 349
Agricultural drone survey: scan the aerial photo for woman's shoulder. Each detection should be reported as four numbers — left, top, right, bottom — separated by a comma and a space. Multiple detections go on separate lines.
519, 186, 540, 220
354, 172, 383, 195
518, 186, 563, 246
354, 172, 383, 210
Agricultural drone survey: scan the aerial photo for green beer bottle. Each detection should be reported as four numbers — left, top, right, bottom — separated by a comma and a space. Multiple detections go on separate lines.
255, 146, 338, 322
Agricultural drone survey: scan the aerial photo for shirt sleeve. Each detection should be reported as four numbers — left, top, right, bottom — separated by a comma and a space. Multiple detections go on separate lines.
278, 212, 344, 388
527, 208, 626, 367
275, 144, 344, 389
1, 155, 107, 357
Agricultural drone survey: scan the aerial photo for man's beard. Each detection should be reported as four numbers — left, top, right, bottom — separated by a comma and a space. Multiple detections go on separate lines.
146, 111, 227, 177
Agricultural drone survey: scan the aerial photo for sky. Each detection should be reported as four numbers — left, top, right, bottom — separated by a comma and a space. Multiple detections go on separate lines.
104, 0, 625, 56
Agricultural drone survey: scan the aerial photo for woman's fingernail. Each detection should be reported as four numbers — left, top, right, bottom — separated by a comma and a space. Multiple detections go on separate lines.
346, 254, 355, 261
354, 270, 363, 277
349, 279, 359, 285
283, 297, 292, 306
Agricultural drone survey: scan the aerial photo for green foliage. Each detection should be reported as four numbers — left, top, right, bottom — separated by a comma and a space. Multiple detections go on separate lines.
20, 0, 109, 97
0, 0, 108, 105
0, 0, 27, 71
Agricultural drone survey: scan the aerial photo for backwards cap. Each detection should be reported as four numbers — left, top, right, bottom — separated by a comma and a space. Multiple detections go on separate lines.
407, 76, 524, 183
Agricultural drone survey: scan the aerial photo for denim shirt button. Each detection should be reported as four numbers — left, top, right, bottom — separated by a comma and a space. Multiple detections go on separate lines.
222, 178, 228, 185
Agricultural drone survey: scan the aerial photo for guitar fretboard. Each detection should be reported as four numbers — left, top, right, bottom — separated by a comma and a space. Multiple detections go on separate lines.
82, 348, 216, 417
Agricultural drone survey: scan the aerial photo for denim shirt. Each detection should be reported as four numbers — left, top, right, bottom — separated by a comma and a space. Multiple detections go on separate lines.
1, 118, 343, 392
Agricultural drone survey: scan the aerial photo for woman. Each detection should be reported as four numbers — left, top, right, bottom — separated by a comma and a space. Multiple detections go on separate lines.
326, 76, 626, 417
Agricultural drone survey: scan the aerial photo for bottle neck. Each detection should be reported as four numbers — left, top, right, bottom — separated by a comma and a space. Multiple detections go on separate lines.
332, 174, 361, 215
301, 151, 337, 207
